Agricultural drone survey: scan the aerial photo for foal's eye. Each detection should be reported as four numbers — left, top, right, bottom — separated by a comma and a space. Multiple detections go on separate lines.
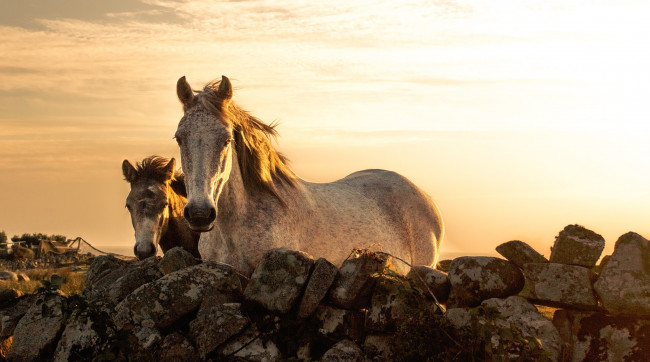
126, 204, 132, 212
224, 138, 233, 146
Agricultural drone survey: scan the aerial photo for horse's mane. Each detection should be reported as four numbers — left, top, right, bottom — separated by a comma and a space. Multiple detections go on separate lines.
131, 156, 184, 185
197, 80, 297, 201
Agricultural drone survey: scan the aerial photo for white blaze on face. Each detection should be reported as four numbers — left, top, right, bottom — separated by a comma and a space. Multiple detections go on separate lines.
134, 216, 159, 254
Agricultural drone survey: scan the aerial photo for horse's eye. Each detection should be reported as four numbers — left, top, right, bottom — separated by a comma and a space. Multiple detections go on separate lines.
175, 135, 182, 146
225, 138, 233, 146
126, 204, 132, 212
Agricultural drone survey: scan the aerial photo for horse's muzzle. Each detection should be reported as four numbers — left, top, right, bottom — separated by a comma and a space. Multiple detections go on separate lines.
134, 243, 156, 260
184, 203, 216, 232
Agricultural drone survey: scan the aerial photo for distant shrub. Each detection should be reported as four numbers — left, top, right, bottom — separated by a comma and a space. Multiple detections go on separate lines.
10, 232, 68, 246
0, 231, 6, 245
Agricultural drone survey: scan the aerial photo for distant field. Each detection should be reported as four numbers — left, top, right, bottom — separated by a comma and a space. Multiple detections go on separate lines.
0, 266, 86, 296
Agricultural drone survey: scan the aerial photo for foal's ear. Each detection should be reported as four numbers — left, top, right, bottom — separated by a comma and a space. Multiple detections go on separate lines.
177, 76, 194, 108
122, 160, 137, 183
217, 75, 233, 100
162, 158, 176, 181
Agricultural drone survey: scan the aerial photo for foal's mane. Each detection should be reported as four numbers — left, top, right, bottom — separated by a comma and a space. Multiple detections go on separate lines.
197, 80, 297, 201
131, 156, 185, 191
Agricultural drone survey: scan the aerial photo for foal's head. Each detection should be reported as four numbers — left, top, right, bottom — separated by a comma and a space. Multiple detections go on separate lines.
123, 156, 180, 259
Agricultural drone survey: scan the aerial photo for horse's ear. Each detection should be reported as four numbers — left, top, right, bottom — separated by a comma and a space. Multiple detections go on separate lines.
217, 75, 233, 100
122, 160, 137, 183
177, 76, 194, 108
162, 158, 176, 181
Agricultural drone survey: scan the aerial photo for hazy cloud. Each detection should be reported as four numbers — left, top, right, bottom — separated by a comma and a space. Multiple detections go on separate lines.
0, 0, 185, 29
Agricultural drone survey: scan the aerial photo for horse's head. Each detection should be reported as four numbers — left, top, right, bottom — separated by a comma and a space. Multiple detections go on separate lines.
175, 75, 235, 232
122, 157, 176, 259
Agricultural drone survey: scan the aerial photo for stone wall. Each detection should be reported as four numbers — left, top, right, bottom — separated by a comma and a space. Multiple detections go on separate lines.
0, 224, 648, 361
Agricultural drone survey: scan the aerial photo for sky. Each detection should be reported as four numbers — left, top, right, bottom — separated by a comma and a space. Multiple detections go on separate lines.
1, 0, 649, 259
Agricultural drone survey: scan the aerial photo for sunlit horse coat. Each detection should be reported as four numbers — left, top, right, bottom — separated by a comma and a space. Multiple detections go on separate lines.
174, 75, 444, 275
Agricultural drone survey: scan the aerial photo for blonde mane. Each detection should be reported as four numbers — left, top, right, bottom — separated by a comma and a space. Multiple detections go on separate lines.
196, 80, 297, 201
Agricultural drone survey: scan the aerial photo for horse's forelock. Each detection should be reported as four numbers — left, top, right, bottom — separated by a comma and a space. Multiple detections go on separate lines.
133, 156, 183, 184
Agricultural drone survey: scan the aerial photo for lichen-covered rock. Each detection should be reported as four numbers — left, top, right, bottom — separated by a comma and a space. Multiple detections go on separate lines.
85, 254, 131, 286
329, 249, 391, 309
446, 296, 561, 361
363, 335, 396, 361
7, 292, 67, 362
447, 256, 524, 308
105, 257, 163, 306
549, 225, 605, 267
157, 246, 198, 275
53, 308, 113, 361
321, 339, 364, 362
406, 265, 450, 303
298, 257, 338, 318
0, 294, 36, 338
189, 300, 250, 358
132, 325, 162, 350
244, 248, 314, 314
366, 275, 440, 333
113, 262, 242, 330
496, 240, 548, 267
436, 259, 452, 273
216, 323, 282, 361
157, 332, 199, 361
593, 232, 650, 315
314, 304, 365, 343
553, 309, 650, 362
520, 263, 598, 309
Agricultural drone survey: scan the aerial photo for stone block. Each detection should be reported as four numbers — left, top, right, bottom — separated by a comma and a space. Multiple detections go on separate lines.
406, 265, 450, 303
298, 257, 338, 318
594, 232, 650, 315
520, 263, 598, 309
113, 262, 242, 330
496, 239, 548, 267
7, 292, 67, 362
553, 309, 650, 362
157, 246, 198, 275
189, 300, 250, 358
328, 249, 391, 309
447, 256, 524, 308
321, 339, 364, 362
366, 275, 440, 333
549, 224, 605, 267
244, 248, 314, 314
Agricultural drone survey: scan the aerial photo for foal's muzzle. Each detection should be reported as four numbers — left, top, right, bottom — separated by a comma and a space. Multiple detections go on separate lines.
184, 203, 216, 231
134, 243, 155, 260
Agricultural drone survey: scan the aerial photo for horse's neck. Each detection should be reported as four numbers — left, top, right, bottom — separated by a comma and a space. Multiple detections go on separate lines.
216, 150, 250, 221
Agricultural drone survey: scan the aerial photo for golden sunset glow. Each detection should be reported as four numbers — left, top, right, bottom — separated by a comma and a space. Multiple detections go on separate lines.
1, 0, 648, 258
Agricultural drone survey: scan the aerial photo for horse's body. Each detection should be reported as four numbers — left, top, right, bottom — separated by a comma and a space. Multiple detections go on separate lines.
174, 76, 443, 275
122, 156, 200, 260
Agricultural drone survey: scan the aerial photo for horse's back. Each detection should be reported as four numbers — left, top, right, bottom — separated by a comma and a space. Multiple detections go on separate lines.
306, 169, 443, 268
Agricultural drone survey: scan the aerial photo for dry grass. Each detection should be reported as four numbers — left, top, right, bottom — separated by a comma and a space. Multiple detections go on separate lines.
0, 266, 86, 296
536, 305, 558, 320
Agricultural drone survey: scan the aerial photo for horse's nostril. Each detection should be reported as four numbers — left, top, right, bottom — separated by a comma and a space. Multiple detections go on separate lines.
208, 207, 216, 222
184, 205, 191, 220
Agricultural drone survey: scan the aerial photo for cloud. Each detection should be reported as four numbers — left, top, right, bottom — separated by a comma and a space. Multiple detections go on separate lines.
0, 0, 185, 30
